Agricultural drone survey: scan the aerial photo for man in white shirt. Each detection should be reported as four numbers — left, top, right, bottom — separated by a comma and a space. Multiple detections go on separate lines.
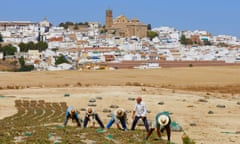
131, 96, 149, 132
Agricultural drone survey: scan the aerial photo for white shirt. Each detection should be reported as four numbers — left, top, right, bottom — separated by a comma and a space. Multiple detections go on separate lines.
133, 101, 147, 117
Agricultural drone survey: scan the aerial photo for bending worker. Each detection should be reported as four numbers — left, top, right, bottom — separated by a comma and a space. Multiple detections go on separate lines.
106, 108, 128, 131
64, 106, 81, 127
145, 111, 171, 142
83, 107, 105, 129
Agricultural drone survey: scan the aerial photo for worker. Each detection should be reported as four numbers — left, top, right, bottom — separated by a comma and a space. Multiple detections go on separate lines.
106, 108, 128, 131
64, 106, 81, 127
131, 96, 149, 132
145, 111, 171, 142
83, 107, 105, 128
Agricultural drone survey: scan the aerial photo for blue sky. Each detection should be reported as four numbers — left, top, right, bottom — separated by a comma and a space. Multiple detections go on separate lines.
1, 0, 239, 38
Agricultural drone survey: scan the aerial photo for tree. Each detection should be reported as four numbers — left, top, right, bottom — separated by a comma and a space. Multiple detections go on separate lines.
0, 44, 17, 55
19, 41, 48, 52
180, 34, 194, 45
73, 24, 79, 30
147, 31, 158, 40
59, 22, 65, 27
51, 48, 59, 52
35, 41, 48, 52
19, 42, 28, 52
55, 55, 69, 65
19, 56, 25, 68
18, 56, 34, 72
100, 29, 107, 34
180, 34, 187, 45
0, 33, 3, 42
27, 41, 35, 50
203, 40, 212, 46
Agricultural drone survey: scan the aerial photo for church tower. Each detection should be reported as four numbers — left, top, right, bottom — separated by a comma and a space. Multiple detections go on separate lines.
105, 9, 113, 29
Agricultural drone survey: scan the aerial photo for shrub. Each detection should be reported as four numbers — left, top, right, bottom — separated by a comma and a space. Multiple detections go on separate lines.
182, 133, 195, 144
18, 65, 34, 72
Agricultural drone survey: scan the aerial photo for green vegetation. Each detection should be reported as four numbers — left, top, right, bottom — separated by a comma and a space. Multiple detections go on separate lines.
147, 30, 158, 40
182, 133, 196, 144
18, 41, 48, 52
55, 55, 69, 65
17, 56, 34, 72
217, 42, 229, 47
0, 44, 17, 56
180, 34, 212, 46
0, 33, 3, 42
58, 21, 89, 29
180, 34, 193, 45
100, 28, 108, 34
51, 48, 59, 52
203, 40, 212, 46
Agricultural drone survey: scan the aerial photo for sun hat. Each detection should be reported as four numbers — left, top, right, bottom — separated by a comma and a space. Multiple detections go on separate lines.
70, 109, 75, 116
116, 108, 124, 118
71, 109, 75, 113
158, 115, 169, 126
87, 107, 93, 114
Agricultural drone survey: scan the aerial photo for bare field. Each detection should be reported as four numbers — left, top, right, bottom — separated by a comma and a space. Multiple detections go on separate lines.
0, 66, 240, 144
1, 66, 240, 93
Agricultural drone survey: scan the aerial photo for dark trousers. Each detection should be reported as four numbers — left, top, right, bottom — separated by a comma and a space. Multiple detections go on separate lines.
83, 114, 104, 128
131, 116, 149, 132
64, 114, 81, 127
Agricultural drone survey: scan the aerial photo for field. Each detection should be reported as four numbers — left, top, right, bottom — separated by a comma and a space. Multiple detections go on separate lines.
0, 66, 240, 143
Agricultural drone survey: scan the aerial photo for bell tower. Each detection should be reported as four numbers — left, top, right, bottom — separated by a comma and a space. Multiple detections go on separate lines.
105, 9, 113, 29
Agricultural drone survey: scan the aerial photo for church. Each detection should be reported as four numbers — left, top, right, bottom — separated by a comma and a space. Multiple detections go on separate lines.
105, 9, 147, 38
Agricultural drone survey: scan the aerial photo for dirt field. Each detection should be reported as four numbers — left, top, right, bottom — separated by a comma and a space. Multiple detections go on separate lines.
0, 66, 240, 144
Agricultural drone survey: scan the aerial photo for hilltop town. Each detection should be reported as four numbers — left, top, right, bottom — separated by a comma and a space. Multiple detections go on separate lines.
1, 9, 240, 144
0, 10, 240, 71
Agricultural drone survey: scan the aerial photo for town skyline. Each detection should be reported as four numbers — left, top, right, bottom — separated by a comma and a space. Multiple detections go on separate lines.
0, 0, 240, 39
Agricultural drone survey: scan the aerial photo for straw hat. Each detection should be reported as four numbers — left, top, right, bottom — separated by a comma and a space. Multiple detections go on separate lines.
87, 107, 93, 114
71, 109, 75, 113
70, 109, 75, 116
158, 115, 169, 126
116, 108, 124, 118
